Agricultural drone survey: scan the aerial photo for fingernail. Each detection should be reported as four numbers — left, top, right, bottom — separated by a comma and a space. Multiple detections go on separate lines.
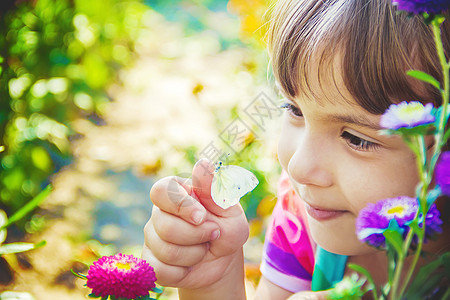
191, 210, 205, 224
211, 229, 220, 241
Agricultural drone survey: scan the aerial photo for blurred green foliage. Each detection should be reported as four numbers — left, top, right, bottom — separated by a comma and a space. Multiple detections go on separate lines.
0, 0, 274, 235
0, 0, 148, 227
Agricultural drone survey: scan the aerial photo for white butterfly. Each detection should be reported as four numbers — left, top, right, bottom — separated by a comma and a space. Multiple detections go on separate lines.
211, 162, 259, 209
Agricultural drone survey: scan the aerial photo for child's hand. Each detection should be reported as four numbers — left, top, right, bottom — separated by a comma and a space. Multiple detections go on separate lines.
142, 158, 250, 291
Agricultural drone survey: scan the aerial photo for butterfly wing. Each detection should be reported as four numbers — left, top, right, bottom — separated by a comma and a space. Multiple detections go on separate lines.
211, 165, 259, 209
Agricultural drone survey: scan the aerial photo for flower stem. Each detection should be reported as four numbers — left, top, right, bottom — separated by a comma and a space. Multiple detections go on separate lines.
390, 144, 423, 299
395, 19, 449, 300
389, 196, 422, 299
429, 19, 449, 175
442, 286, 450, 300
397, 179, 428, 298
417, 135, 427, 183
392, 133, 430, 300
398, 224, 425, 297
390, 254, 404, 300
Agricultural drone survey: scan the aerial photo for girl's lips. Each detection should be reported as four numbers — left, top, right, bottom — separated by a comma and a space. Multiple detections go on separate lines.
304, 202, 347, 221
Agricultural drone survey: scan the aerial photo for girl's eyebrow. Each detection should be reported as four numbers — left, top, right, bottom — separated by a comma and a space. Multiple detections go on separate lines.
288, 96, 382, 130
323, 113, 382, 131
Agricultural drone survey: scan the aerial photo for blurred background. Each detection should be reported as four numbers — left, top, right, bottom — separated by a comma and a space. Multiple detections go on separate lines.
0, 0, 282, 298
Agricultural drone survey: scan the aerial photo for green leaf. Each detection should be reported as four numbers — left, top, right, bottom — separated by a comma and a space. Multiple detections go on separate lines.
384, 230, 404, 257
406, 252, 450, 299
382, 283, 391, 299
348, 263, 378, 299
443, 128, 450, 144
384, 220, 405, 257
151, 287, 163, 294
380, 123, 435, 139
406, 272, 445, 299
441, 252, 450, 277
409, 258, 442, 286
426, 186, 442, 206
0, 185, 52, 231
348, 264, 374, 285
71, 268, 87, 280
408, 219, 424, 240
88, 293, 101, 298
431, 14, 446, 26
0, 240, 45, 255
34, 240, 46, 248
433, 105, 450, 137
443, 287, 450, 300
0, 210, 7, 245
406, 70, 441, 90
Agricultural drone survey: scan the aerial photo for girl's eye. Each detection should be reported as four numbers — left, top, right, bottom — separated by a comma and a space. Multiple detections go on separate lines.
341, 131, 379, 151
280, 102, 303, 117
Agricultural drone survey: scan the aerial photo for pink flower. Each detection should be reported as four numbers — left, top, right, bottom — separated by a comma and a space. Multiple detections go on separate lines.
86, 253, 157, 299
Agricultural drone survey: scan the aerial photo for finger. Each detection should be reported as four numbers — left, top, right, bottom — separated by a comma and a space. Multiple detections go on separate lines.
149, 208, 220, 245
144, 221, 209, 267
150, 175, 207, 225
191, 158, 243, 217
142, 245, 189, 287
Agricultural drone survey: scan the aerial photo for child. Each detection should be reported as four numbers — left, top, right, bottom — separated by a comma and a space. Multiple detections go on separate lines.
142, 0, 450, 299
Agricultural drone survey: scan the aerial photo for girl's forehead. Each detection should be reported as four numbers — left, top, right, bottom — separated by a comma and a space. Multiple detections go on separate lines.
294, 50, 361, 109
287, 55, 381, 129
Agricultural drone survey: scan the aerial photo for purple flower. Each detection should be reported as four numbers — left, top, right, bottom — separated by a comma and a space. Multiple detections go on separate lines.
86, 253, 157, 299
436, 151, 450, 196
356, 196, 442, 248
380, 101, 435, 130
423, 204, 443, 237
393, 0, 450, 14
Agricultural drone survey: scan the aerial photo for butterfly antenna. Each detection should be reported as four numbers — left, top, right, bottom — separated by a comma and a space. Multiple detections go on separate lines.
214, 161, 223, 172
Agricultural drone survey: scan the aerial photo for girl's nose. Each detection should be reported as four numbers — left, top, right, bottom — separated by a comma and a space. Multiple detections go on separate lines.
287, 132, 333, 188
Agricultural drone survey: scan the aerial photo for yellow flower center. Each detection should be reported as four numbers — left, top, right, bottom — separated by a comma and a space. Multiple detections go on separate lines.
116, 262, 131, 270
398, 103, 423, 121
387, 206, 404, 216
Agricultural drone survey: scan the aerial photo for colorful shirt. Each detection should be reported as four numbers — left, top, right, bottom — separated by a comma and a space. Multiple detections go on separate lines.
260, 171, 316, 292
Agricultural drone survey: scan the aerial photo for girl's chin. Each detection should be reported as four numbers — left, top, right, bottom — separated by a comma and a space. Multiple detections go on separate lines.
308, 223, 375, 256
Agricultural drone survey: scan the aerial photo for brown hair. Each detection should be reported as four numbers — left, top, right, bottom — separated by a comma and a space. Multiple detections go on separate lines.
266, 0, 450, 114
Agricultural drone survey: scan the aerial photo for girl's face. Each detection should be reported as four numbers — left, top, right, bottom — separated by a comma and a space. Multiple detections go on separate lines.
277, 66, 420, 256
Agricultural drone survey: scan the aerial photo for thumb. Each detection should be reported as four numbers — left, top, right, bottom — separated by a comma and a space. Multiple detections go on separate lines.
191, 158, 242, 217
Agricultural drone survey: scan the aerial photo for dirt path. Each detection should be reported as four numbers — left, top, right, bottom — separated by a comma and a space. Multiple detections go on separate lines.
2, 8, 273, 299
